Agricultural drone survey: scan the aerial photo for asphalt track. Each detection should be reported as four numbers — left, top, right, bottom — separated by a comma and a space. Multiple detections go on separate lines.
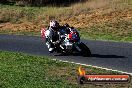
0, 34, 132, 74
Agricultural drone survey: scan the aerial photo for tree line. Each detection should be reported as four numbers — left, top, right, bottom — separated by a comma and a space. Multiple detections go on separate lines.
0, 0, 86, 6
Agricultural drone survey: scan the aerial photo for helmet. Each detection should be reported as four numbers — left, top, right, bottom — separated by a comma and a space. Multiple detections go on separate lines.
50, 20, 59, 30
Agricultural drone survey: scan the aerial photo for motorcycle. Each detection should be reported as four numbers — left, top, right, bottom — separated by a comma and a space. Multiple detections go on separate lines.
41, 27, 91, 57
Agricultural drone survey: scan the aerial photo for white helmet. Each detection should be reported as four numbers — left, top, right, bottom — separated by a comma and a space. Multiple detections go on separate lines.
50, 20, 59, 28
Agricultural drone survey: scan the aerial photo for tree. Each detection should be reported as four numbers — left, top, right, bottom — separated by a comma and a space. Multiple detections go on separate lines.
0, 0, 8, 4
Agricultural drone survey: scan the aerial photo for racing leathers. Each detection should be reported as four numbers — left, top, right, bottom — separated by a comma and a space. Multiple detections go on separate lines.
45, 26, 61, 53
45, 25, 80, 53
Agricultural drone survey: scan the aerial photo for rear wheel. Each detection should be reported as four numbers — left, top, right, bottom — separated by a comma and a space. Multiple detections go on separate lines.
78, 42, 91, 57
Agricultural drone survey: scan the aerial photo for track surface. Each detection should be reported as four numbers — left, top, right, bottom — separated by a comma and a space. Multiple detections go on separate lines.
0, 34, 132, 73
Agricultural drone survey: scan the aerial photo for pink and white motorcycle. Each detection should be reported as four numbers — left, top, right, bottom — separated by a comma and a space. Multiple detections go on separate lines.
41, 27, 91, 57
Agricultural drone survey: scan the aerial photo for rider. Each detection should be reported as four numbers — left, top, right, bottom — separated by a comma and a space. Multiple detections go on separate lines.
45, 21, 80, 53
45, 20, 61, 53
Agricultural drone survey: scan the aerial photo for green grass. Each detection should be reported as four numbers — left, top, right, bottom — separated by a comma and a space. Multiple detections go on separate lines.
0, 51, 77, 88
0, 51, 132, 88
79, 19, 132, 42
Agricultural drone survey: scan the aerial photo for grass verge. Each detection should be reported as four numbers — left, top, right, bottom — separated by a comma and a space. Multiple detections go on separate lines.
0, 51, 131, 88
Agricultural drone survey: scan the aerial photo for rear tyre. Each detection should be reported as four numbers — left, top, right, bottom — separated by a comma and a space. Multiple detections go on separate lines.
78, 42, 91, 57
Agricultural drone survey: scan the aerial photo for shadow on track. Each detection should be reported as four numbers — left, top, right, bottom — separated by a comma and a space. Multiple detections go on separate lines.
54, 53, 126, 58
91, 54, 126, 58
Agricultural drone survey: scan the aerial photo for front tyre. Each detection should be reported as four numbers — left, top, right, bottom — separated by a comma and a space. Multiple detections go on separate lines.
78, 42, 91, 57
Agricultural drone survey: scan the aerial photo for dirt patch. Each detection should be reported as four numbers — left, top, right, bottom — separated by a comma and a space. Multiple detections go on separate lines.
61, 9, 132, 28
0, 8, 132, 35
0, 22, 41, 32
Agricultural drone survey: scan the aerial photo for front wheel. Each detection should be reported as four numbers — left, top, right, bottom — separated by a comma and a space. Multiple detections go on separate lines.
78, 42, 91, 57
